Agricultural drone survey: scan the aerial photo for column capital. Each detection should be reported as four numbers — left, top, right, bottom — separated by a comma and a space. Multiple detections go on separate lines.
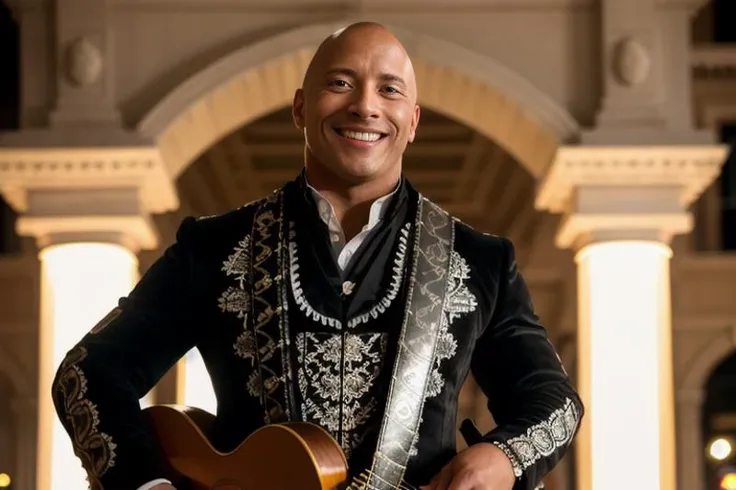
535, 144, 728, 250
0, 130, 179, 252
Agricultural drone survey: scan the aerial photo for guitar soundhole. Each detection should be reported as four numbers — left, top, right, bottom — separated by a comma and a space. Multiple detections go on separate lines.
210, 479, 246, 490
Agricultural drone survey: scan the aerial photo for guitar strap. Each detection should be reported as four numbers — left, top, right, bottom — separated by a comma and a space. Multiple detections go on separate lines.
362, 196, 455, 490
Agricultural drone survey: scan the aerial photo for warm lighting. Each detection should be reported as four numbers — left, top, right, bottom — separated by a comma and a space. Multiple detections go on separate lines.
0, 473, 10, 488
38, 243, 139, 490
711, 438, 734, 461
722, 473, 736, 490
178, 348, 218, 414
575, 240, 675, 490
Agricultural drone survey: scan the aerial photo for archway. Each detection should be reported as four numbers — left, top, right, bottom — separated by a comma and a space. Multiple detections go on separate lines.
678, 326, 736, 490
702, 352, 736, 488
137, 21, 580, 181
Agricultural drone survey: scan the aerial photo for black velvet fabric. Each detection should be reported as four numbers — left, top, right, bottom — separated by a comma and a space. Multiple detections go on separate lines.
51, 174, 583, 490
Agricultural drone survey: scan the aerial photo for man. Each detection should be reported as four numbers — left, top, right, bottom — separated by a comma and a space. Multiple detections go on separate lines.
52, 22, 583, 490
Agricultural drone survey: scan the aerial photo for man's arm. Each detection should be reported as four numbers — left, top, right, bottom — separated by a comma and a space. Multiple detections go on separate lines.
470, 236, 584, 489
51, 217, 206, 490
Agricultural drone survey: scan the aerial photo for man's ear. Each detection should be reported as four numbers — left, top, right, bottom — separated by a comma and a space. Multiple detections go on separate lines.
408, 104, 421, 143
292, 89, 305, 130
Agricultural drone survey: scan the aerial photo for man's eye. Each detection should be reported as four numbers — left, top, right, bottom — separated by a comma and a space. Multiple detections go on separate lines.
329, 80, 349, 87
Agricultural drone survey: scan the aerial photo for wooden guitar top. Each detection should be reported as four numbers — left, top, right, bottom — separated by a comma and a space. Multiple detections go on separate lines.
144, 405, 349, 490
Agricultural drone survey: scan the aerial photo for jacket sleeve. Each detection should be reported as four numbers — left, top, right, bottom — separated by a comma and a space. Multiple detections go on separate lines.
51, 216, 206, 490
470, 236, 584, 489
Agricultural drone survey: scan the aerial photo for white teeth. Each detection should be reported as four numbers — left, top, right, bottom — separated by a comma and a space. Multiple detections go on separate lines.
339, 130, 382, 142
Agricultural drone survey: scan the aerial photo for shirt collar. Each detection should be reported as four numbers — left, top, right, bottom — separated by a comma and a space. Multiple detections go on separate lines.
306, 179, 401, 236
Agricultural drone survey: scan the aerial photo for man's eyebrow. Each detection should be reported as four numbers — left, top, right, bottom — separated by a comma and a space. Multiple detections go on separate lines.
325, 67, 407, 86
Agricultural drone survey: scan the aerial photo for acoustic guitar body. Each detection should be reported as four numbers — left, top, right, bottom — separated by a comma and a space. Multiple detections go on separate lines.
143, 405, 349, 490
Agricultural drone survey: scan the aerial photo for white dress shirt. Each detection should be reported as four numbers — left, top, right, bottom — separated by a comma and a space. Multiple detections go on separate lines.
136, 183, 398, 490
308, 183, 398, 271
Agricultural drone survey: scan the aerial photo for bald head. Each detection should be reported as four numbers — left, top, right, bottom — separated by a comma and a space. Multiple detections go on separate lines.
291, 21, 421, 190
302, 22, 417, 100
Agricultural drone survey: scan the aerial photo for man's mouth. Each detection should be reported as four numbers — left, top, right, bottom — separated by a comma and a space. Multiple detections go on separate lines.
334, 128, 387, 143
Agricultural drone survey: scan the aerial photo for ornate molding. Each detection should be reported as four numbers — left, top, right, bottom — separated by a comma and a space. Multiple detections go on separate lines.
0, 145, 179, 215
612, 37, 651, 87
63, 37, 104, 87
535, 145, 728, 249
535, 145, 728, 214
16, 215, 159, 252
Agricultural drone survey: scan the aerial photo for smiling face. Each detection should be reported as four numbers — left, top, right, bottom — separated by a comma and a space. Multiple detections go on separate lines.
292, 23, 421, 188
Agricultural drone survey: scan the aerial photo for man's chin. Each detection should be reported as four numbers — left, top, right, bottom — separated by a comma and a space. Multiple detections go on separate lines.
306, 152, 394, 185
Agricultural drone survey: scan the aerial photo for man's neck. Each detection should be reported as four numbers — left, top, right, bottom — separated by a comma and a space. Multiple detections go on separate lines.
304, 167, 400, 241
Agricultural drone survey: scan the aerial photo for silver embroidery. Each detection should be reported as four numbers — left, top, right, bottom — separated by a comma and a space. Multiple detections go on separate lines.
289, 238, 342, 328
347, 223, 411, 329
409, 250, 477, 458
218, 235, 252, 320
217, 234, 260, 386
296, 331, 388, 459
288, 222, 411, 330
427, 250, 478, 398
493, 397, 580, 477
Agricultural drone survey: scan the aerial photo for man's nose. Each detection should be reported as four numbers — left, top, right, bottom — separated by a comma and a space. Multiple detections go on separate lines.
349, 87, 380, 119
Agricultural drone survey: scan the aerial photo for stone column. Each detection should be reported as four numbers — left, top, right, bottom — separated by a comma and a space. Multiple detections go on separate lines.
10, 396, 37, 490
0, 144, 178, 490
535, 144, 727, 490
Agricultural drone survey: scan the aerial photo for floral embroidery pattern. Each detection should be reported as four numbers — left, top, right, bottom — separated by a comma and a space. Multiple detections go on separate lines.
53, 346, 117, 490
296, 331, 388, 459
493, 397, 580, 477
408, 250, 477, 458
427, 250, 478, 397
218, 234, 256, 366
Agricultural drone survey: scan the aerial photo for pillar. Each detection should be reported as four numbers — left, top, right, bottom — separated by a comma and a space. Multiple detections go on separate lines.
0, 144, 178, 490
10, 396, 37, 490
535, 144, 727, 490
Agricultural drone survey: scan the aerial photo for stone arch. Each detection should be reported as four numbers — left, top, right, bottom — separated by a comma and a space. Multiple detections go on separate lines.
137, 21, 580, 181
680, 326, 736, 393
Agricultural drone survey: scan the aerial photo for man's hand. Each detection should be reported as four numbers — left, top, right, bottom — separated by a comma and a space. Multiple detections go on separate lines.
421, 442, 515, 490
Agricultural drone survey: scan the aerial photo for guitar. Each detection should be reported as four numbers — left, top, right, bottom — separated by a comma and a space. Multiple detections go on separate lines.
143, 405, 488, 490
143, 405, 349, 490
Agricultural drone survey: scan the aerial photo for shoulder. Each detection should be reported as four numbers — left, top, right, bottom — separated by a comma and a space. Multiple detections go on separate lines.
175, 195, 273, 248
417, 196, 515, 263
452, 217, 511, 255
417, 195, 517, 273
452, 217, 516, 272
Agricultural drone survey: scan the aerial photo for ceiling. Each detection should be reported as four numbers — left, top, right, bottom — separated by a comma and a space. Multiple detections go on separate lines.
152, 106, 547, 259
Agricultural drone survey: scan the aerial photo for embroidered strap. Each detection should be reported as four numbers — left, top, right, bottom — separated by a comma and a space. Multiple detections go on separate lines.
249, 189, 294, 424
364, 196, 455, 490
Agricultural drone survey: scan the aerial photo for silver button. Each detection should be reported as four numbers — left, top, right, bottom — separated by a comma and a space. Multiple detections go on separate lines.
342, 281, 355, 296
